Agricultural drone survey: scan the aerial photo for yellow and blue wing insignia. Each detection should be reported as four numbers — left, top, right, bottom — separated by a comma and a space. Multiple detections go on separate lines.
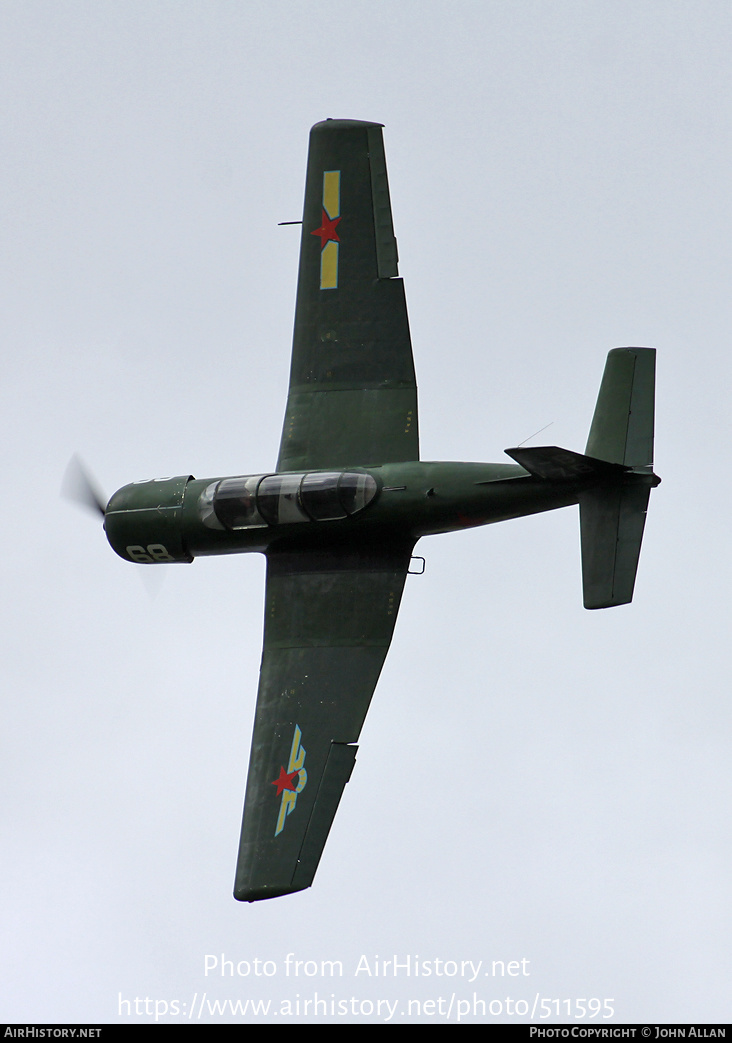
311, 170, 341, 289
273, 723, 308, 836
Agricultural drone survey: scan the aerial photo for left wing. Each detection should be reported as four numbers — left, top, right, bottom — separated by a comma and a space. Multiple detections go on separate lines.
234, 538, 414, 901
277, 119, 419, 472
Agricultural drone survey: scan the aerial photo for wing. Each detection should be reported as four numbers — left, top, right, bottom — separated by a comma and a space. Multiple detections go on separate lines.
234, 539, 414, 901
277, 119, 419, 472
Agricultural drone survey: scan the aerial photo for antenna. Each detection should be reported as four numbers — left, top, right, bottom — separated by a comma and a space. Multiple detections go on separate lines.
516, 422, 554, 448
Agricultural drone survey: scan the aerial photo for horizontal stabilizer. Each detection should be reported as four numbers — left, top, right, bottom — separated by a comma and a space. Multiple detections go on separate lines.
579, 347, 659, 608
580, 481, 652, 608
586, 348, 655, 467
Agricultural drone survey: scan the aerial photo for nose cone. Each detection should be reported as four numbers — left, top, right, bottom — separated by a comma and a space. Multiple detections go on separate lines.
104, 475, 194, 564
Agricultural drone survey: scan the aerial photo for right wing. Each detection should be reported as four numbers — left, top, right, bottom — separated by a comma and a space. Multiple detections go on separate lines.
277, 119, 419, 472
234, 538, 414, 902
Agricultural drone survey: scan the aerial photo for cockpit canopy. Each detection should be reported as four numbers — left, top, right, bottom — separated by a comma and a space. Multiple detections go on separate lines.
200, 471, 379, 531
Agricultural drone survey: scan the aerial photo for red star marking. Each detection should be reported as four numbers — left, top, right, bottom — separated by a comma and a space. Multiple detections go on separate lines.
271, 766, 300, 796
311, 208, 341, 249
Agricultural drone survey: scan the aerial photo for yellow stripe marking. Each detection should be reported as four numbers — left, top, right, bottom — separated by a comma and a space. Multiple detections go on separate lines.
320, 241, 339, 289
323, 170, 340, 219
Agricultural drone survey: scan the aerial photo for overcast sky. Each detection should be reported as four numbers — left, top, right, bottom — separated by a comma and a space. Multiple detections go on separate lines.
2, 0, 730, 1025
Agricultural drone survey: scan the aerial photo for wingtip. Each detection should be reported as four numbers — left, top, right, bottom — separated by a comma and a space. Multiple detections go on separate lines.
310, 118, 384, 134
233, 882, 309, 903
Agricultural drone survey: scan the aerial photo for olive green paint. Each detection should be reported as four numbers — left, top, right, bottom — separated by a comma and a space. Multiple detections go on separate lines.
101, 120, 661, 902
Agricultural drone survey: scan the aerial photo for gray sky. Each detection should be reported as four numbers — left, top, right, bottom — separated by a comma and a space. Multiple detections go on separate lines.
2, 0, 730, 1025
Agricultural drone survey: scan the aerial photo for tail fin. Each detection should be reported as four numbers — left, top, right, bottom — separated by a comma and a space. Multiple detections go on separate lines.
580, 348, 660, 609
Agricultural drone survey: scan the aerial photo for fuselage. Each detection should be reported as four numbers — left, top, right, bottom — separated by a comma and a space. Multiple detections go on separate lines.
103, 460, 595, 565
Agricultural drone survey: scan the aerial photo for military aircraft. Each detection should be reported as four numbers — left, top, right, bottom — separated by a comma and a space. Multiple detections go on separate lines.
73, 119, 660, 902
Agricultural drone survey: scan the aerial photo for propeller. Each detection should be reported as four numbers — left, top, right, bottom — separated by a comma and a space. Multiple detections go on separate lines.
62, 456, 165, 598
61, 455, 107, 519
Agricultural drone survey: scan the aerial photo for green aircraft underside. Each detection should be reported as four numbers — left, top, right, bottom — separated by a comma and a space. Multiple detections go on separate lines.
101, 119, 661, 902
